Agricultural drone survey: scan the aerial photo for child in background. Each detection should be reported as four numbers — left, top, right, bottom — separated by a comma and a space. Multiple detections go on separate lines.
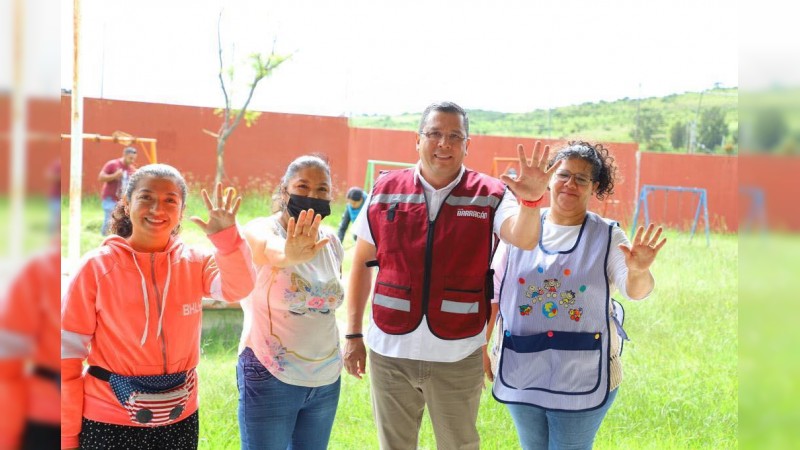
336, 186, 365, 243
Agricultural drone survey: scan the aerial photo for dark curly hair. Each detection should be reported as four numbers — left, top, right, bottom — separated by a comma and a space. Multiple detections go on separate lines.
109, 164, 188, 238
547, 141, 618, 201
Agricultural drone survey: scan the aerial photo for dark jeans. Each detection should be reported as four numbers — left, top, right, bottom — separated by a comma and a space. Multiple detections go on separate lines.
237, 347, 340, 450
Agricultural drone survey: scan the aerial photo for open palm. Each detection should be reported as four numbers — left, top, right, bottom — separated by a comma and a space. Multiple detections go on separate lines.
189, 183, 241, 235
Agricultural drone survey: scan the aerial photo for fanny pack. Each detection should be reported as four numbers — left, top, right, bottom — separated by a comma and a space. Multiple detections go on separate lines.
88, 366, 196, 426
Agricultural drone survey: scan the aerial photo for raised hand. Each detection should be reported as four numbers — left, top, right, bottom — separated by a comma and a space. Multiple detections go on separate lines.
284, 209, 330, 265
500, 141, 562, 202
190, 183, 242, 235
619, 223, 667, 273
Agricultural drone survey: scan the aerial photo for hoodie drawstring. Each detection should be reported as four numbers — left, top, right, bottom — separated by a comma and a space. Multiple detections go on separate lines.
131, 252, 173, 346
157, 259, 172, 339
131, 255, 150, 347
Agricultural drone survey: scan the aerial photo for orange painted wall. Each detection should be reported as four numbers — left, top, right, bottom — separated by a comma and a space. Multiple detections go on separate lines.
58, 96, 351, 197
739, 154, 800, 230
637, 153, 738, 232
41, 96, 752, 232
0, 96, 62, 195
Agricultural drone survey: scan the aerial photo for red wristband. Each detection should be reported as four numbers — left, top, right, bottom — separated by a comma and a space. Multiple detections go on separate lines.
519, 195, 546, 208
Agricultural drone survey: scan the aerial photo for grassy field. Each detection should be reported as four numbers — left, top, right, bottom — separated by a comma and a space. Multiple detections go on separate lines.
0, 196, 55, 255
63, 193, 738, 449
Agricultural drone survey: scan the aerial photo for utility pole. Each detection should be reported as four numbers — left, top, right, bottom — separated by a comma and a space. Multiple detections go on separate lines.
10, 0, 26, 260
688, 89, 705, 154
68, 0, 84, 266
634, 82, 642, 143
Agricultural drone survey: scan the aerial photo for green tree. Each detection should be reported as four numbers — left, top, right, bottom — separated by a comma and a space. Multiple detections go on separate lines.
211, 11, 291, 185
698, 107, 729, 152
752, 108, 788, 151
631, 108, 665, 148
670, 120, 686, 150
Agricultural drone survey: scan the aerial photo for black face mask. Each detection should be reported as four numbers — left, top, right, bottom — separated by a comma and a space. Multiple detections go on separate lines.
286, 194, 331, 220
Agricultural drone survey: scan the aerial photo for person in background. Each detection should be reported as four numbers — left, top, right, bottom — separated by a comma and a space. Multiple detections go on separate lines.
487, 141, 667, 450
336, 186, 365, 243
98, 146, 138, 235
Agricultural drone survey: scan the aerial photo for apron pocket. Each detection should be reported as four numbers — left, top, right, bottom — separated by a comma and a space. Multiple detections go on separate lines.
499, 331, 602, 395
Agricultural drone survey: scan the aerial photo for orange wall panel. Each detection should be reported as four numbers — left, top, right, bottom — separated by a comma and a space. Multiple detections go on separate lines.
50, 96, 744, 232
637, 153, 738, 232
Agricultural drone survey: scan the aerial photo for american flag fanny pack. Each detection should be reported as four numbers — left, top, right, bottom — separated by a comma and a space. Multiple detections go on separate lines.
88, 366, 196, 426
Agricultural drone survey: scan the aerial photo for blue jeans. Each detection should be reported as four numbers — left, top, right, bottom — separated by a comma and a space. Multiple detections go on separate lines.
506, 388, 618, 450
101, 196, 117, 235
237, 347, 340, 450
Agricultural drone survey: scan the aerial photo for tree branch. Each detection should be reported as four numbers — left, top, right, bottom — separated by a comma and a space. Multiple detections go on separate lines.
217, 10, 230, 135
223, 72, 261, 138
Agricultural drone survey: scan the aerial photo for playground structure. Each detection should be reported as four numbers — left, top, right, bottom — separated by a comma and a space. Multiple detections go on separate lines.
739, 186, 767, 232
631, 185, 710, 246
363, 159, 416, 192
60, 131, 159, 164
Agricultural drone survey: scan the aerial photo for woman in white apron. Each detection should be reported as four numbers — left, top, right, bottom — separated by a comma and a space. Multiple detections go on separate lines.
485, 141, 667, 450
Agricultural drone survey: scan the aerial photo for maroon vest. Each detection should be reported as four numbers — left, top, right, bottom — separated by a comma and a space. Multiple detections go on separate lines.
367, 168, 506, 339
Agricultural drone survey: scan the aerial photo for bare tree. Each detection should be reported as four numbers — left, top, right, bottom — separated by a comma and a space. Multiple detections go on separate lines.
209, 11, 290, 185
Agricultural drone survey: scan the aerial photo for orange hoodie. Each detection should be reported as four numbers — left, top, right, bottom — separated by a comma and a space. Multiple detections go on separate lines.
0, 242, 60, 450
60, 226, 254, 449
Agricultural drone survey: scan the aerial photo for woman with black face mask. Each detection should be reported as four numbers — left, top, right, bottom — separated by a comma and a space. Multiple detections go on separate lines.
237, 154, 344, 450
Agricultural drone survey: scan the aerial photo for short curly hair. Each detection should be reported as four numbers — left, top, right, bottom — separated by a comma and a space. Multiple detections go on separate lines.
547, 141, 618, 200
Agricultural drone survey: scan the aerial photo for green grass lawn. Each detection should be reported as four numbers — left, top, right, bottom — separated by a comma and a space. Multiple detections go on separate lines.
63, 193, 738, 449
196, 231, 738, 449
0, 196, 54, 255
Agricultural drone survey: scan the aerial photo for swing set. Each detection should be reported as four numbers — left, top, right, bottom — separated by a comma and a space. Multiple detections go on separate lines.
631, 185, 710, 246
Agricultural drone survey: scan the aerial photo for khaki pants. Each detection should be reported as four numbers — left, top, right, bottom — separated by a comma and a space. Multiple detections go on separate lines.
368, 348, 484, 450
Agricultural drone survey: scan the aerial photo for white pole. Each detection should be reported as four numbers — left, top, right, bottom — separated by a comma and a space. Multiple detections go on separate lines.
68, 0, 84, 267
9, 0, 26, 260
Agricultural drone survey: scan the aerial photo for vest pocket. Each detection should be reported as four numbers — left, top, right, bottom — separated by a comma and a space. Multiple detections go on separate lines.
378, 209, 408, 252
373, 271, 413, 331
499, 331, 602, 395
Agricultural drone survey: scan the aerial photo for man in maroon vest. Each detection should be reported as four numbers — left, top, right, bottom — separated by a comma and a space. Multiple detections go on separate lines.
343, 101, 562, 449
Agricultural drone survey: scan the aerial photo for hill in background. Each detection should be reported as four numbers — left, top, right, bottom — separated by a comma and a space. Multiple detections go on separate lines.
350, 87, 738, 154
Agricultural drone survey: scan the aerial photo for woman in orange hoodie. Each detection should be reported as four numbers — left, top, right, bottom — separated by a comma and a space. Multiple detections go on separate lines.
61, 164, 255, 450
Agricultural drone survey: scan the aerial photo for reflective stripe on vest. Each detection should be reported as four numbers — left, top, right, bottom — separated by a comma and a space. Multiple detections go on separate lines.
373, 293, 411, 312
371, 193, 426, 205
445, 195, 501, 208
441, 299, 480, 314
